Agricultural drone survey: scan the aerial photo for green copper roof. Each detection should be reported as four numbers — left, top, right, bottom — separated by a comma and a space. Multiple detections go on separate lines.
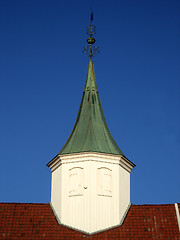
59, 60, 124, 156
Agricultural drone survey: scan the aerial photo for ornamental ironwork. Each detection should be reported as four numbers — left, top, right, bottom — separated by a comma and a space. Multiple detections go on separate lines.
83, 12, 99, 59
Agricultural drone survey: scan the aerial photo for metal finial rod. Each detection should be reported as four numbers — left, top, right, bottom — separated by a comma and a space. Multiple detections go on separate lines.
90, 45, 93, 59
91, 12, 93, 23
83, 12, 99, 59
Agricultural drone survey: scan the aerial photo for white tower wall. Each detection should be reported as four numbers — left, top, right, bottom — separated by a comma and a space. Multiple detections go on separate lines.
48, 152, 134, 234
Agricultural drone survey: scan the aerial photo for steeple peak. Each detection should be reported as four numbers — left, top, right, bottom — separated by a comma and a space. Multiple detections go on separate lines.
59, 59, 124, 156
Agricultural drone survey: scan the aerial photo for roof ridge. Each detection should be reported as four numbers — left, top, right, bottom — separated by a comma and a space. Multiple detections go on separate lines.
131, 203, 178, 206
0, 202, 49, 205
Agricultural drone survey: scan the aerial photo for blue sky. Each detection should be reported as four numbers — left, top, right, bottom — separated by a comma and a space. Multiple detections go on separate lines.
0, 0, 179, 204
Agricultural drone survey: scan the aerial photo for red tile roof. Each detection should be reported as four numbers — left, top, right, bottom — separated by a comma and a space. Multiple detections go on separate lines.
0, 203, 179, 239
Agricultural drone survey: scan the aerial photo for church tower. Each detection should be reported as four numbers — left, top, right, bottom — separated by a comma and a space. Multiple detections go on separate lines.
47, 14, 135, 234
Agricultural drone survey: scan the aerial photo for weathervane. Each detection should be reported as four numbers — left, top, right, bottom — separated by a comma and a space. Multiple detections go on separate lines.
83, 12, 99, 59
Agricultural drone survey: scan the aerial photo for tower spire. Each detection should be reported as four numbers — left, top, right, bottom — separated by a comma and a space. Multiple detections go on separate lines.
58, 59, 124, 156
83, 12, 99, 59
57, 13, 125, 156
